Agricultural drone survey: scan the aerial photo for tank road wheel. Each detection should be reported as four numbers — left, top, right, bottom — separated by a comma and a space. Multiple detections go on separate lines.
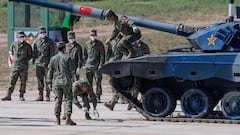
142, 87, 176, 117
111, 76, 138, 92
181, 89, 213, 118
221, 91, 240, 120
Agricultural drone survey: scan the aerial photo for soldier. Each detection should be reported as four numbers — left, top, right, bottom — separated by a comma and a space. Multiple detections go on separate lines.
84, 28, 105, 102
66, 31, 83, 82
61, 14, 81, 43
126, 40, 150, 110
133, 39, 150, 57
105, 9, 141, 59
32, 26, 55, 101
72, 79, 97, 120
1, 31, 32, 101
104, 34, 127, 111
47, 41, 76, 126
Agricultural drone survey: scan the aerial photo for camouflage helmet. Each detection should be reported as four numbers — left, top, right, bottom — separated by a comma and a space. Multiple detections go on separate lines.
104, 9, 116, 19
57, 41, 66, 49
67, 31, 75, 38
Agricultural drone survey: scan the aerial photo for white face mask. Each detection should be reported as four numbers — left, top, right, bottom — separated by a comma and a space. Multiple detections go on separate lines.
69, 39, 75, 43
39, 33, 46, 38
18, 37, 24, 43
90, 36, 97, 41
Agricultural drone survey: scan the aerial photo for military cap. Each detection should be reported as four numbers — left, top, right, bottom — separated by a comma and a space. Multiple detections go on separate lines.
17, 31, 25, 37
38, 26, 46, 32
104, 9, 116, 19
90, 28, 97, 35
67, 31, 75, 38
79, 79, 89, 88
57, 41, 66, 49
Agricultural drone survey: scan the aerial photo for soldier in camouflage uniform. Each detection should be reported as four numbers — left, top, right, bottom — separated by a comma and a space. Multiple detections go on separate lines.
126, 40, 150, 110
47, 41, 76, 126
66, 31, 83, 82
133, 40, 150, 57
84, 28, 105, 102
72, 79, 97, 120
1, 31, 32, 101
104, 34, 128, 111
105, 9, 141, 59
32, 26, 55, 101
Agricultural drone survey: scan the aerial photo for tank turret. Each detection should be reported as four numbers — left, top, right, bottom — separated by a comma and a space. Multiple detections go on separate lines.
11, 0, 240, 122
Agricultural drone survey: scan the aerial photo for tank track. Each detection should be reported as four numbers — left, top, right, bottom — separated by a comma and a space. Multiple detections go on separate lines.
117, 91, 240, 124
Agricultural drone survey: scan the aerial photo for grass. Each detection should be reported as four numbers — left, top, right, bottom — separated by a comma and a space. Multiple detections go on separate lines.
1, 0, 240, 51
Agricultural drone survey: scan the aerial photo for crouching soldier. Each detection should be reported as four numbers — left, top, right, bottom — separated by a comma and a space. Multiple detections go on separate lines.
72, 79, 98, 120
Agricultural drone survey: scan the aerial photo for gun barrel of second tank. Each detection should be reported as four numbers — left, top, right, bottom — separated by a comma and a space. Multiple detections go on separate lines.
128, 16, 178, 35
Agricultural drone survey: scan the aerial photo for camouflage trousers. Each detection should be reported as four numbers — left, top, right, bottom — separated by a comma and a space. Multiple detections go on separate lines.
54, 85, 73, 116
117, 33, 141, 58
35, 65, 50, 94
86, 68, 102, 97
8, 66, 28, 94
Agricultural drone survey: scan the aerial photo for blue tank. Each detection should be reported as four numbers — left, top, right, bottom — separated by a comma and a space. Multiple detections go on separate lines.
12, 0, 240, 121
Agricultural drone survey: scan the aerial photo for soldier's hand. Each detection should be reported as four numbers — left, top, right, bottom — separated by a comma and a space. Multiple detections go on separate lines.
48, 84, 52, 91
76, 103, 82, 109
105, 38, 111, 45
76, 67, 80, 75
98, 65, 102, 70
83, 107, 88, 113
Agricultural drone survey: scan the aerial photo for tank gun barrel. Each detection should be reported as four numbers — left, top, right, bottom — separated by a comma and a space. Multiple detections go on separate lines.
10, 0, 197, 37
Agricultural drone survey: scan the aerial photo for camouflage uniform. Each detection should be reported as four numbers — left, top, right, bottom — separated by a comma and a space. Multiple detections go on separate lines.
105, 10, 141, 59
32, 26, 55, 101
47, 41, 76, 125
131, 40, 150, 105
84, 29, 105, 102
72, 80, 97, 120
133, 40, 150, 57
2, 31, 32, 101
66, 31, 83, 82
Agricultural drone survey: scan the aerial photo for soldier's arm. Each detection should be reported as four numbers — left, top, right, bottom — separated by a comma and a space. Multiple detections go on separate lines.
82, 45, 88, 64
78, 45, 83, 68
27, 44, 33, 61
72, 85, 82, 108
10, 42, 15, 56
46, 59, 54, 84
88, 87, 97, 109
106, 44, 112, 62
49, 39, 55, 57
99, 42, 105, 67
110, 26, 120, 41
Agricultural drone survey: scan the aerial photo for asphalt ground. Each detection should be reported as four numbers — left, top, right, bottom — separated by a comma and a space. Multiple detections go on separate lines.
0, 91, 240, 135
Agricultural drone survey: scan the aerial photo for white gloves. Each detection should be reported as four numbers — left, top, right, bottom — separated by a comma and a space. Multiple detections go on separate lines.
105, 38, 111, 45
76, 67, 80, 75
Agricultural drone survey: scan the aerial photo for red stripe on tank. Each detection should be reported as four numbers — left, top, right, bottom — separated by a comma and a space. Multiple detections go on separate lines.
79, 6, 92, 16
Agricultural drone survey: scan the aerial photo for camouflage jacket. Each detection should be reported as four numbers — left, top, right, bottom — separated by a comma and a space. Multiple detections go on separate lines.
10, 41, 32, 69
72, 80, 97, 108
32, 37, 55, 67
109, 16, 136, 41
66, 42, 83, 70
133, 41, 150, 57
84, 39, 105, 70
106, 38, 122, 62
47, 52, 73, 86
